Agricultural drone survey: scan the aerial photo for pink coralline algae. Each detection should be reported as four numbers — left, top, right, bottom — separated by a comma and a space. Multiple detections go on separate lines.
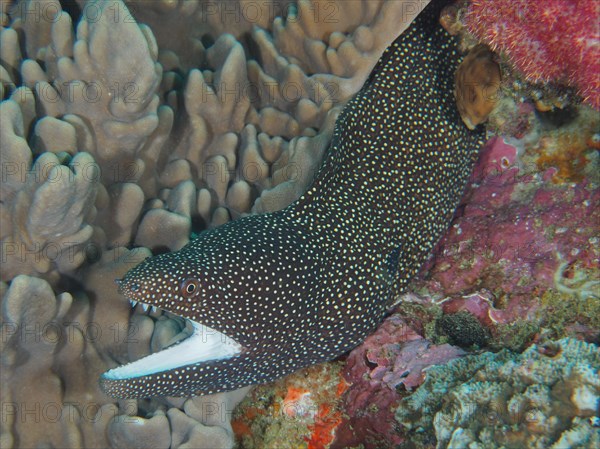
331, 315, 465, 449
465, 0, 600, 109
418, 135, 599, 326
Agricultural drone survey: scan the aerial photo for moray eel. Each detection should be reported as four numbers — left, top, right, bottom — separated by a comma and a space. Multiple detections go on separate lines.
100, 0, 485, 398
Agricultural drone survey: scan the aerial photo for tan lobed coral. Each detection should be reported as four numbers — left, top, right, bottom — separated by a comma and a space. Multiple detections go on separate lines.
396, 338, 600, 449
0, 0, 431, 447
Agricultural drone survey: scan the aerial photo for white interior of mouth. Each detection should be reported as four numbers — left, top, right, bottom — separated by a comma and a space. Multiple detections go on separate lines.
103, 313, 242, 381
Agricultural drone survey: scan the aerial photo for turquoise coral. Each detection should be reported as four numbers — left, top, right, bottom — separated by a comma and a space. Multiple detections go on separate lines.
396, 338, 600, 449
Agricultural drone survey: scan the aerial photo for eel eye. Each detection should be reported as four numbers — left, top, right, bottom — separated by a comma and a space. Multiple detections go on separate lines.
180, 278, 200, 298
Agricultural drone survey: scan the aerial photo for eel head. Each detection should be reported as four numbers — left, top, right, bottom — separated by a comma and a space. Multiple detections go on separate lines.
99, 215, 320, 398
100, 241, 252, 398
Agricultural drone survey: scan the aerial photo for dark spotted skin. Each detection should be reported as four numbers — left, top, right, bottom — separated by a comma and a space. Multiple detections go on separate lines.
100, 0, 485, 398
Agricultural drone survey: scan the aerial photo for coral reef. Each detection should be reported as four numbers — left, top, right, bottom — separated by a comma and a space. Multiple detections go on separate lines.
396, 338, 600, 449
328, 68, 599, 447
437, 309, 490, 347
233, 363, 348, 449
332, 313, 466, 449
1, 0, 598, 447
464, 0, 600, 109
414, 109, 599, 337
1, 0, 432, 447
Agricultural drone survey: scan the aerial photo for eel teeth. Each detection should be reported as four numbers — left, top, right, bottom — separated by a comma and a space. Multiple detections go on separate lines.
128, 299, 158, 314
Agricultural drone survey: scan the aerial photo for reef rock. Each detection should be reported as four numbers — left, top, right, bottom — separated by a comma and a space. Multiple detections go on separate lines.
396, 338, 600, 449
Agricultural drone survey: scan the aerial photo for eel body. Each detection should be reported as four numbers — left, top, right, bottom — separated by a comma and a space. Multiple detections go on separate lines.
101, 0, 485, 398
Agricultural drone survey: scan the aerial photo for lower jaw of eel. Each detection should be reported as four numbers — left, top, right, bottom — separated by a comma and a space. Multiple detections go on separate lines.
102, 299, 243, 382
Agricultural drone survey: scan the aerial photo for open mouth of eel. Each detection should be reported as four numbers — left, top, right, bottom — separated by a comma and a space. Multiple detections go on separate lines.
102, 297, 243, 381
